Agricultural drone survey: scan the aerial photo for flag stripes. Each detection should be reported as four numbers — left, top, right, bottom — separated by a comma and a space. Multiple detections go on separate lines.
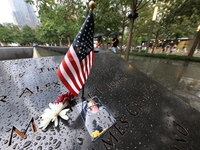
58, 46, 94, 96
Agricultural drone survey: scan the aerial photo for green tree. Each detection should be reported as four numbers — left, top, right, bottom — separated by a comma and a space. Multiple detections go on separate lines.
25, 0, 200, 58
152, 0, 199, 57
93, 0, 122, 34
128, 3, 152, 46
21, 25, 37, 45
81, 0, 123, 47
29, 0, 85, 46
171, 0, 200, 58
124, 0, 154, 61
0, 24, 14, 44
6, 23, 23, 44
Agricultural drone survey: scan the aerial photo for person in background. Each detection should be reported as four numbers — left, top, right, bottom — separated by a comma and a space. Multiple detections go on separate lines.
111, 35, 119, 53
182, 46, 187, 53
96, 36, 102, 48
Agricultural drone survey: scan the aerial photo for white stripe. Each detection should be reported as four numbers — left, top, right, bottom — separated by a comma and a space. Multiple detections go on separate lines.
64, 49, 82, 89
70, 46, 85, 84
88, 52, 93, 74
60, 63, 79, 94
82, 58, 87, 80
86, 54, 90, 76
89, 52, 92, 68
90, 51, 94, 68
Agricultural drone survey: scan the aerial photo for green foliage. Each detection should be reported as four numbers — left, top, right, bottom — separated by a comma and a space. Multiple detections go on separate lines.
121, 0, 200, 49
21, 25, 37, 45
6, 23, 23, 43
0, 23, 38, 45
26, 0, 199, 48
129, 3, 153, 45
93, 0, 122, 34
0, 24, 13, 43
33, 0, 84, 45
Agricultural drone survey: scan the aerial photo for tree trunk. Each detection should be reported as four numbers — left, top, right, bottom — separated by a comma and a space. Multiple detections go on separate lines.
146, 21, 155, 53
125, 19, 134, 61
67, 36, 71, 46
59, 37, 63, 46
187, 31, 200, 58
125, 0, 136, 61
120, 7, 128, 52
120, 23, 125, 52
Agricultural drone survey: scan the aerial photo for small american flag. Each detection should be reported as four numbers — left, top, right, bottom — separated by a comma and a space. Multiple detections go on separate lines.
57, 10, 94, 97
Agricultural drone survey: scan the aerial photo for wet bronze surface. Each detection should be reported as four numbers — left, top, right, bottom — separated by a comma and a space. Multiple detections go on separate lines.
1, 48, 200, 149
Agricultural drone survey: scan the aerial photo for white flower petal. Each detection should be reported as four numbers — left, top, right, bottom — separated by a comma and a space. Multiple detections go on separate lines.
62, 102, 68, 108
60, 114, 69, 120
49, 103, 54, 109
40, 102, 70, 129
39, 122, 48, 130
54, 117, 58, 127
60, 108, 70, 114
59, 109, 69, 120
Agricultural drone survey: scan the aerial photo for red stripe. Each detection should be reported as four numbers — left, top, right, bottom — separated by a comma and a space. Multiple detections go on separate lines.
58, 49, 94, 97
86, 55, 90, 77
67, 50, 84, 86
57, 67, 78, 96
81, 59, 87, 81
61, 57, 81, 92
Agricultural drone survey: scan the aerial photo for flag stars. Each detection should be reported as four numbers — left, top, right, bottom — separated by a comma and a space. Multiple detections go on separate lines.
72, 11, 94, 62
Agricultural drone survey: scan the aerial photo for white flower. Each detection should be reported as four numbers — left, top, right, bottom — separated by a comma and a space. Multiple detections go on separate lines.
40, 102, 70, 130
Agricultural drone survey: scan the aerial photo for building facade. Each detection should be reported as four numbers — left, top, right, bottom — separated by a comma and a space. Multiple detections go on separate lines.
8, 0, 39, 28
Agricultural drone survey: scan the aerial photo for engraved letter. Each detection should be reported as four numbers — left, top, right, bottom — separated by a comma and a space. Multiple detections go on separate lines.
8, 118, 37, 146
102, 131, 118, 150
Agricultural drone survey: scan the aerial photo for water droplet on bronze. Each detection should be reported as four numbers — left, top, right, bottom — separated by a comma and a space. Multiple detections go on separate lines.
23, 141, 32, 148
12, 143, 18, 149
77, 138, 83, 145
49, 137, 53, 141
36, 136, 41, 140
6, 128, 11, 132
37, 146, 42, 150
43, 136, 46, 140
4, 140, 8, 144
48, 147, 53, 150
53, 139, 57, 144
54, 141, 61, 149
13, 134, 17, 138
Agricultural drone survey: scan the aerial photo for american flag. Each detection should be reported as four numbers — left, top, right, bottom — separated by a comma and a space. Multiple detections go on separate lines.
57, 10, 94, 97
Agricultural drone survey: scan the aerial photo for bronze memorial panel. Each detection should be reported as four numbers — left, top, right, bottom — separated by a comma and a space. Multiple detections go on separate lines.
0, 49, 200, 149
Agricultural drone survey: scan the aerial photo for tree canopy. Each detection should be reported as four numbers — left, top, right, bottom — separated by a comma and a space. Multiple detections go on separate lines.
0, 0, 199, 57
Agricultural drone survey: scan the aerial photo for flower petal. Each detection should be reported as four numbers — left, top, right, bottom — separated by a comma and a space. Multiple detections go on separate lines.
59, 109, 70, 120
60, 114, 69, 120
40, 102, 70, 129
49, 103, 54, 109
40, 119, 51, 130
54, 117, 58, 127
60, 109, 70, 114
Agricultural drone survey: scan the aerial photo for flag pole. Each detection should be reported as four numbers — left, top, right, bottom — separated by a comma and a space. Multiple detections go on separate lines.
81, 1, 96, 101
